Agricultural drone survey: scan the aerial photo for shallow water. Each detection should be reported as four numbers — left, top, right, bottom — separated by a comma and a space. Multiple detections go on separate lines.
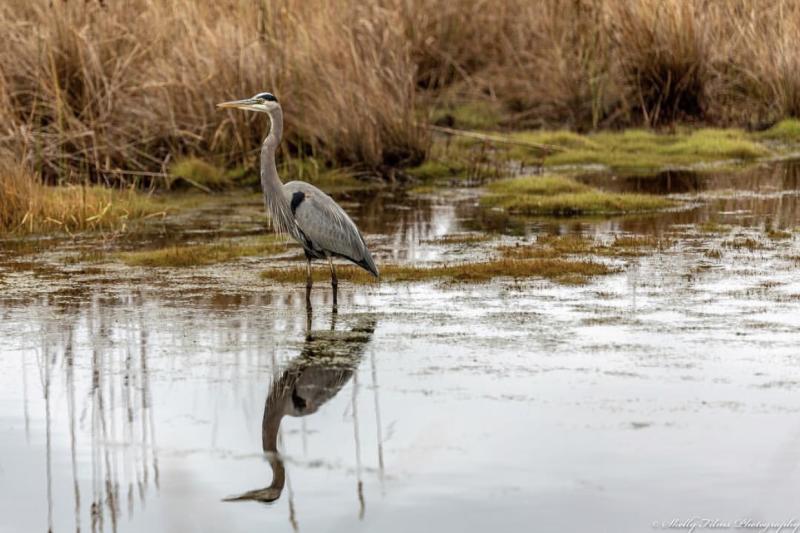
2, 163, 800, 533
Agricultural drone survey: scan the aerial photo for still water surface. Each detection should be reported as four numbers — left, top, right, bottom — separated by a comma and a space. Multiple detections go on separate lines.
2, 162, 800, 532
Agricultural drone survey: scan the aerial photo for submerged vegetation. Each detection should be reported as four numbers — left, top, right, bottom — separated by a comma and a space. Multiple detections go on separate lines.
481, 175, 673, 216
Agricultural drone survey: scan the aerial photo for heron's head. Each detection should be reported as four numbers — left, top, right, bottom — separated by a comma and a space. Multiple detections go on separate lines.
217, 92, 279, 113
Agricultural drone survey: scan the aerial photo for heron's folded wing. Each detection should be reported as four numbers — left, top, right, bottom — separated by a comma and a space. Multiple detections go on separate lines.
286, 182, 376, 274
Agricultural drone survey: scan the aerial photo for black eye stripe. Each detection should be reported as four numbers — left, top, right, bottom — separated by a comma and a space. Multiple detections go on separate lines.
255, 92, 277, 102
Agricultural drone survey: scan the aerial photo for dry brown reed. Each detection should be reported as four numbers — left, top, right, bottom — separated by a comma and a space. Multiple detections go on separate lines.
3, 0, 800, 193
0, 0, 425, 186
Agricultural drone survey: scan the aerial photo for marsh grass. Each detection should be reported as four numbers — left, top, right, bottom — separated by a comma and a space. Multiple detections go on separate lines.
722, 237, 765, 250
261, 258, 612, 285
405, 134, 508, 182
279, 156, 365, 190
610, 0, 710, 125
430, 101, 505, 130
698, 221, 733, 234
482, 175, 673, 216
766, 229, 793, 241
422, 233, 492, 245
406, 160, 467, 181
1, 160, 168, 234
116, 236, 286, 268
499, 233, 670, 259
168, 158, 232, 191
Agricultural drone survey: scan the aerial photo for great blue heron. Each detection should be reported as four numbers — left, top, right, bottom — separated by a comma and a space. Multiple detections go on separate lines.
217, 92, 379, 295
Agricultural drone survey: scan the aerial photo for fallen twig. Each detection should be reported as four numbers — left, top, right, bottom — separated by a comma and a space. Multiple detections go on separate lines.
425, 124, 565, 153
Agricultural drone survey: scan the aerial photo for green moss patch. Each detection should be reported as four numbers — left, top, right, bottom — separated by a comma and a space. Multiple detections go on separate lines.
542, 129, 770, 171
757, 119, 800, 143
423, 127, 775, 174
481, 175, 673, 216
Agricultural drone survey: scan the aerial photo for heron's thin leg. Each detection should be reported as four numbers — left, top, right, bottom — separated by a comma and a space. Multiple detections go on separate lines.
328, 257, 338, 288
328, 256, 338, 309
305, 297, 312, 339
306, 258, 313, 290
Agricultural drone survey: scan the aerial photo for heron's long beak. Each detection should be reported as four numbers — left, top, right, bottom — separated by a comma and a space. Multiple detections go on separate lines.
216, 98, 260, 111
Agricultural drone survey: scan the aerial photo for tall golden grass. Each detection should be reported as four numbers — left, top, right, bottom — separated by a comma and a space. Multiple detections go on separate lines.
3, 0, 800, 190
0, 152, 166, 234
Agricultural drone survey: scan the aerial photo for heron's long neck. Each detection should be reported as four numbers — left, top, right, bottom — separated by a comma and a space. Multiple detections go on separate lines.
263, 396, 286, 492
261, 107, 292, 234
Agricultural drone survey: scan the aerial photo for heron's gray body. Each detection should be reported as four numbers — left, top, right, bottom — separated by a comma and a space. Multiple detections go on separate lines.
282, 180, 378, 276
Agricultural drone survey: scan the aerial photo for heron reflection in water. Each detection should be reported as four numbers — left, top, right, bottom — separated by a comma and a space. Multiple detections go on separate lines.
225, 306, 377, 504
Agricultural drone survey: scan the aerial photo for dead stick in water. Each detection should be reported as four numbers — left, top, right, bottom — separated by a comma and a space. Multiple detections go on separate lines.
425, 124, 565, 154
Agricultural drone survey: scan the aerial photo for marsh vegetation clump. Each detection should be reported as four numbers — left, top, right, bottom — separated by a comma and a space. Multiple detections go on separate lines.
115, 236, 286, 268
757, 120, 800, 144
765, 227, 793, 241
722, 237, 765, 251
519, 129, 769, 171
423, 233, 492, 245
481, 175, 673, 216
261, 257, 613, 285
412, 127, 774, 185
698, 221, 733, 234
499, 233, 671, 259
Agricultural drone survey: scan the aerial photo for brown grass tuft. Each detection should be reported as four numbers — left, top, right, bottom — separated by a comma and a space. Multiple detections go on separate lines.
609, 0, 711, 125
261, 258, 613, 285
